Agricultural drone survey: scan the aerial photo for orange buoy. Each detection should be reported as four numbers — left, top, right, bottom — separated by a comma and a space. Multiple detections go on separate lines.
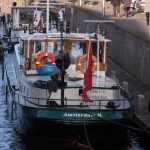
77, 54, 97, 73
35, 52, 56, 69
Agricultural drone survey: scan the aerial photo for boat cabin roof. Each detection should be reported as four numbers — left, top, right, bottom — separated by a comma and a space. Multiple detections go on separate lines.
20, 33, 111, 43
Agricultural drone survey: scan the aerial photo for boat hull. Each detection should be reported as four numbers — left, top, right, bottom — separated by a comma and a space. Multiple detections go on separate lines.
12, 101, 133, 135
17, 103, 133, 124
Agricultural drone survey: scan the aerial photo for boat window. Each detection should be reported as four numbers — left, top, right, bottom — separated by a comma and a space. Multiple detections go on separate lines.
20, 10, 34, 25
20, 40, 24, 55
53, 42, 64, 56
39, 42, 55, 54
32, 41, 59, 58
31, 41, 42, 59
49, 11, 59, 31
92, 43, 103, 63
48, 42, 54, 53
70, 42, 84, 63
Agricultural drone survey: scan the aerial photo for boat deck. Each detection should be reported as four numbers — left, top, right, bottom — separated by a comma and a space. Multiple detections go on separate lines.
24, 73, 117, 88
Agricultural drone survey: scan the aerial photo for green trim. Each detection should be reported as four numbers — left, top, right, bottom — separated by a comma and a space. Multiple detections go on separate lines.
21, 105, 133, 122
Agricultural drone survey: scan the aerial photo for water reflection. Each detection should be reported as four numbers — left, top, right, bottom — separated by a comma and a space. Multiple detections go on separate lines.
0, 64, 150, 150
18, 129, 150, 150
0, 71, 25, 150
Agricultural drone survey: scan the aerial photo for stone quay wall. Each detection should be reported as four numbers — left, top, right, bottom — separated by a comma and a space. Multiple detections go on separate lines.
69, 6, 150, 89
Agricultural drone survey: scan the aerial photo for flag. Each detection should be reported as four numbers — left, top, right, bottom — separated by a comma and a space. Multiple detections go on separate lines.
55, 5, 65, 21
37, 11, 43, 30
34, 10, 42, 26
82, 41, 93, 103
55, 5, 65, 14
34, 13, 37, 22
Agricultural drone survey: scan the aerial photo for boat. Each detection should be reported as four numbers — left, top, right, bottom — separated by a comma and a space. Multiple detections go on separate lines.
10, 2, 65, 37
3, 2, 134, 138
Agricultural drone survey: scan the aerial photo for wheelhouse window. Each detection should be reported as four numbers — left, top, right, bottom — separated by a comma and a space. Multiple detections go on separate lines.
70, 42, 85, 64
20, 10, 34, 25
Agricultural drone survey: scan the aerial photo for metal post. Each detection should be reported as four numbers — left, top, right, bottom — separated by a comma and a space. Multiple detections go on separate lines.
111, 70, 116, 76
60, 21, 65, 107
137, 94, 146, 115
2, 51, 4, 80
149, 19, 150, 38
79, 0, 82, 6
96, 24, 100, 77
46, 0, 49, 34
122, 81, 128, 90
148, 99, 150, 114
6, 85, 8, 102
10, 100, 14, 120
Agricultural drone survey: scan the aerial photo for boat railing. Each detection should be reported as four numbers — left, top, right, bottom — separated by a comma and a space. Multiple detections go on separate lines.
120, 86, 132, 99
7, 77, 132, 110
107, 73, 120, 85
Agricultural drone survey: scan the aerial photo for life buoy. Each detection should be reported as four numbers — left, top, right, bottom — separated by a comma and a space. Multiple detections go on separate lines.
36, 52, 56, 69
77, 54, 97, 73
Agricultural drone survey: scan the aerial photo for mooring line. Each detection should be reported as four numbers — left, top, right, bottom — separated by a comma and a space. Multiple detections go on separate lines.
83, 123, 94, 150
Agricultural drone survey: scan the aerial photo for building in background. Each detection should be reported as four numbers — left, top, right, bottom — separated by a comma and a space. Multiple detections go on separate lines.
0, 0, 33, 14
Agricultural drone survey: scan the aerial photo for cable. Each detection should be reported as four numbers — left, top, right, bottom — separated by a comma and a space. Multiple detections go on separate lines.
87, 112, 145, 133
84, 123, 94, 150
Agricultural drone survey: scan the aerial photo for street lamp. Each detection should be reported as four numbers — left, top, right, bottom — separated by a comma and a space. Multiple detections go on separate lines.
79, 0, 82, 6
102, 0, 105, 17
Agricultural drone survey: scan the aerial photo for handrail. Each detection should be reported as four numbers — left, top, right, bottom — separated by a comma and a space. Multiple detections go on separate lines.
7, 80, 132, 109
5, 65, 132, 109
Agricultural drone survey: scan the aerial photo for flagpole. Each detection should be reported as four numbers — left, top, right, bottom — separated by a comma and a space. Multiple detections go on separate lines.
46, 0, 49, 34
96, 24, 100, 77
35, 4, 37, 33
102, 0, 105, 17
103, 40, 106, 64
60, 11, 65, 107
148, 13, 150, 38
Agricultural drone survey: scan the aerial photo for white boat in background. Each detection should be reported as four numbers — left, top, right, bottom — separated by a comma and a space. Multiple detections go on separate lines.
10, 2, 65, 37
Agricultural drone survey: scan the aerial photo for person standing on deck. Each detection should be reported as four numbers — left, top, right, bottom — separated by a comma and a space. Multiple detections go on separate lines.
145, 0, 150, 25
111, 0, 122, 17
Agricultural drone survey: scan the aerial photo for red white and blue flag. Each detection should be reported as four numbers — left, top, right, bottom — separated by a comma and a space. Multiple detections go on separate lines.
37, 11, 44, 30
82, 41, 93, 103
34, 13, 37, 22
55, 5, 65, 21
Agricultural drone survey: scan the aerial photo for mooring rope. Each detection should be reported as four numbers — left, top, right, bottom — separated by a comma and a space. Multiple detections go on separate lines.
89, 112, 145, 132
82, 113, 145, 150
83, 123, 94, 150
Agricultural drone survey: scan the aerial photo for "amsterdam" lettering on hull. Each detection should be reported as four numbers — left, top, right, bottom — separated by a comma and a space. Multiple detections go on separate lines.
63, 113, 102, 118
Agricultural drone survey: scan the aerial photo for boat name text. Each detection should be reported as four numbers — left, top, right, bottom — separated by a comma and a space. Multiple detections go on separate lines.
63, 113, 102, 118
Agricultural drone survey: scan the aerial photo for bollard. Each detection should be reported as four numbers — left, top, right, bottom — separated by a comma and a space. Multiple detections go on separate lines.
71, 7, 74, 15
137, 94, 146, 115
148, 99, 150, 114
122, 81, 128, 90
111, 70, 116, 77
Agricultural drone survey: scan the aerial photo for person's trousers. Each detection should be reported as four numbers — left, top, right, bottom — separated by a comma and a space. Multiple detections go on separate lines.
113, 5, 120, 16
146, 12, 150, 25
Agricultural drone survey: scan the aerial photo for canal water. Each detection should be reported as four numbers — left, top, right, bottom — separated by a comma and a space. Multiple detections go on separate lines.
0, 64, 150, 150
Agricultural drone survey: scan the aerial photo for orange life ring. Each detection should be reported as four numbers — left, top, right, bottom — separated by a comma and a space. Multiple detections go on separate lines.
77, 54, 97, 73
36, 52, 56, 69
